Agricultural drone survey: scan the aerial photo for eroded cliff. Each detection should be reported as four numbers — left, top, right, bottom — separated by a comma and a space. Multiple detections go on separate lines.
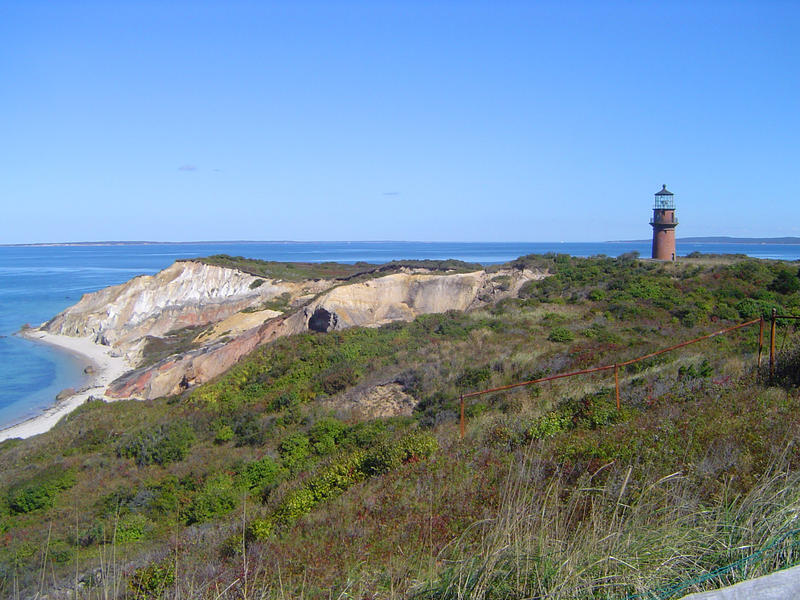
42, 260, 326, 363
104, 266, 545, 399
39, 258, 546, 400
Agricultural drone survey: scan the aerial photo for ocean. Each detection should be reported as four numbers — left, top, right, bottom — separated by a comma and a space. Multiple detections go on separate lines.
2, 240, 800, 431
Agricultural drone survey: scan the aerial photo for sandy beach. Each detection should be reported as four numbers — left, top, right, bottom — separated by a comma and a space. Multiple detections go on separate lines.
0, 330, 132, 442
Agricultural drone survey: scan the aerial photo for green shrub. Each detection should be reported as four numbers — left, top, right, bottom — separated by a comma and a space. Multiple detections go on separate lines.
247, 518, 275, 541
398, 431, 438, 461
457, 366, 492, 390
320, 366, 359, 395
306, 452, 367, 502
562, 390, 620, 430
527, 412, 572, 440
343, 420, 388, 449
270, 391, 301, 411
673, 305, 705, 328
7, 468, 76, 514
362, 431, 438, 476
185, 474, 238, 524
274, 486, 317, 525
770, 343, 800, 387
147, 475, 195, 519
678, 359, 713, 379
548, 327, 575, 343
48, 541, 74, 564
309, 417, 347, 455
237, 456, 285, 493
220, 533, 245, 558
735, 298, 783, 320
520, 276, 565, 300
214, 424, 234, 444
233, 414, 265, 447
115, 512, 150, 543
249, 278, 265, 289
264, 431, 437, 535
279, 433, 311, 473
587, 289, 606, 301
769, 268, 800, 294
129, 559, 175, 598
584, 323, 622, 344
117, 422, 196, 467
541, 312, 569, 325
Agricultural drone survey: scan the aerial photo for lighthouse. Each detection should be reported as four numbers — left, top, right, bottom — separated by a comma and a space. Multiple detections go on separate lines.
650, 184, 677, 261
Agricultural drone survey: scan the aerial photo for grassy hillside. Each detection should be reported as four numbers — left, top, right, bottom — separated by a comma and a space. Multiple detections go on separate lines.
196, 255, 484, 282
3, 254, 800, 599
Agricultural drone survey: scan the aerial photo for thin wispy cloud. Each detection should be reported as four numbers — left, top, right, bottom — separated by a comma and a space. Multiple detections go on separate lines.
178, 165, 197, 172
382, 192, 400, 196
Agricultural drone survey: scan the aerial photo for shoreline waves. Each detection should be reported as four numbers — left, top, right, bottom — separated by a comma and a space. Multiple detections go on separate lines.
0, 331, 131, 442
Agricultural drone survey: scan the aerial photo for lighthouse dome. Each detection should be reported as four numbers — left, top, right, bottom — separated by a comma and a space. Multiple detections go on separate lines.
655, 184, 673, 196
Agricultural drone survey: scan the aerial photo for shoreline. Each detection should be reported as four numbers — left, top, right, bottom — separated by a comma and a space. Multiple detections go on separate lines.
0, 330, 132, 442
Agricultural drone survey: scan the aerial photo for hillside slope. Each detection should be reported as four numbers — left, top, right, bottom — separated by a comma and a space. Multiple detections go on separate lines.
3, 254, 800, 599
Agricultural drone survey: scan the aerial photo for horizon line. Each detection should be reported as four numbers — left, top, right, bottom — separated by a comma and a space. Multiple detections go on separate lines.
4, 235, 800, 248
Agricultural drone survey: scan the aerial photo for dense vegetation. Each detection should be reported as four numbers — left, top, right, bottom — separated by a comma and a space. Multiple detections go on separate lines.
197, 255, 483, 282
3, 254, 800, 599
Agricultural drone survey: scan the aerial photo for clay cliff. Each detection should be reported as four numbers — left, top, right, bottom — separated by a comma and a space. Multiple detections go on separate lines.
42, 260, 327, 363
39, 259, 547, 400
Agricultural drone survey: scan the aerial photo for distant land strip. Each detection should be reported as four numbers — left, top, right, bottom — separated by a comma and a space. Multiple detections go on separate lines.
0, 240, 409, 247
611, 236, 800, 245
5, 236, 800, 247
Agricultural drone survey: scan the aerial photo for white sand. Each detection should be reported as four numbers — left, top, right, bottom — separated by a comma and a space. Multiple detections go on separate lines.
0, 331, 132, 442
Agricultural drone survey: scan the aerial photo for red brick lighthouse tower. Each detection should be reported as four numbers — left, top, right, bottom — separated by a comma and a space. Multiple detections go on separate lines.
651, 184, 677, 261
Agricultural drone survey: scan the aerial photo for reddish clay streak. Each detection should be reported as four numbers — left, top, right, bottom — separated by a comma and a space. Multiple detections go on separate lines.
461, 318, 761, 400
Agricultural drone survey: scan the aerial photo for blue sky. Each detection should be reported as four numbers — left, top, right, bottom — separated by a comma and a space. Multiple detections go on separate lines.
1, 1, 797, 243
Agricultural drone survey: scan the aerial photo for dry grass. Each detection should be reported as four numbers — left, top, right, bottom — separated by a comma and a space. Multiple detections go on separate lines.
412, 441, 800, 600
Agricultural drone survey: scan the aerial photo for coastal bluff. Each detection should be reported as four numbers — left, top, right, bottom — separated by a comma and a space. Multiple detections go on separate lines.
38, 258, 547, 400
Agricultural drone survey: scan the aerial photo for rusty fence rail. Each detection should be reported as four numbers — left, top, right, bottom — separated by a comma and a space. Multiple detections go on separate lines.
458, 317, 767, 439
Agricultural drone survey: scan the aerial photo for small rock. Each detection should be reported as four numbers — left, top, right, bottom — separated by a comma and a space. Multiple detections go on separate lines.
84, 365, 95, 374
86, 395, 102, 403
55, 388, 75, 401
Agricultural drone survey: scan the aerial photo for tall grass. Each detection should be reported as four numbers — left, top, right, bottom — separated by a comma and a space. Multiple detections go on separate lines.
412, 443, 800, 600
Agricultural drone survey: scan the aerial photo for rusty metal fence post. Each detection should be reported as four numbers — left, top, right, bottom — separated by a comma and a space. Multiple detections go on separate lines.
460, 394, 465, 439
770, 308, 777, 378
758, 317, 764, 369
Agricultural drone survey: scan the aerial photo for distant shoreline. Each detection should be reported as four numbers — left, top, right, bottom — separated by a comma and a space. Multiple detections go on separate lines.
610, 236, 800, 245
3, 240, 415, 247
6, 237, 800, 247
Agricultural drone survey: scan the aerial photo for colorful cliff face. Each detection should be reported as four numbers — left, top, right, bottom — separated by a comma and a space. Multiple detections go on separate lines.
40, 259, 546, 400
41, 260, 327, 363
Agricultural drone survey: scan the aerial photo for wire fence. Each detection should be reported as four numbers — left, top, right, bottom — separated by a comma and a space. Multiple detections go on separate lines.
623, 525, 800, 600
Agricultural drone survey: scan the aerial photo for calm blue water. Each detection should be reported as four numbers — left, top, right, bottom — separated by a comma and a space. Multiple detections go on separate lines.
1, 240, 799, 430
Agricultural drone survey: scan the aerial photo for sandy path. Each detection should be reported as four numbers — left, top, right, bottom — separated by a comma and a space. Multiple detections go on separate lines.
0, 331, 132, 442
